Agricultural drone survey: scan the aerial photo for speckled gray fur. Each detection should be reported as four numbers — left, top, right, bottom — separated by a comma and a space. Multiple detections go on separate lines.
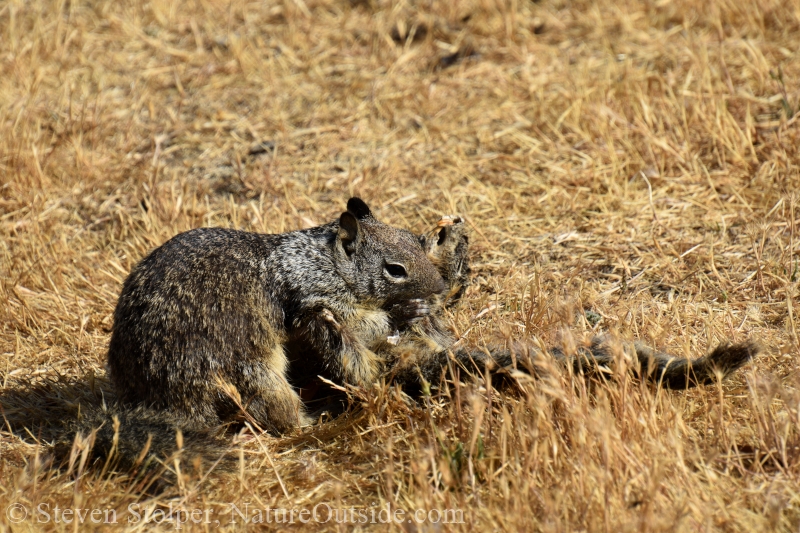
108, 198, 445, 434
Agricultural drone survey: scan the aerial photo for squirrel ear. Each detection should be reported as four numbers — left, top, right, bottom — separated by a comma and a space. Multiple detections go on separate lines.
338, 211, 360, 256
346, 197, 372, 220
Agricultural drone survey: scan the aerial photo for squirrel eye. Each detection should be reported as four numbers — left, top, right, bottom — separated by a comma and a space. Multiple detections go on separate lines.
385, 263, 408, 279
437, 227, 447, 246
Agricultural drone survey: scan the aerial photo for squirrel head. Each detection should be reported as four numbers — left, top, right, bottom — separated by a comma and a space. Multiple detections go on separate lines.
333, 198, 446, 305
419, 216, 470, 306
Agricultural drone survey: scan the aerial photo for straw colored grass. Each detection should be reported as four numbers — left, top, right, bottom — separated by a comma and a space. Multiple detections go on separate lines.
1, 0, 799, 530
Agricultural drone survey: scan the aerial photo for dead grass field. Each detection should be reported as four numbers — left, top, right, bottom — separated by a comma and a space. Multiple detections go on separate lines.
2, 0, 800, 530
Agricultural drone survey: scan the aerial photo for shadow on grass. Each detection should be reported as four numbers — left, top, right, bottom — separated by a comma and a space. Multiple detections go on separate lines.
0, 373, 113, 447
0, 374, 233, 494
0, 373, 365, 494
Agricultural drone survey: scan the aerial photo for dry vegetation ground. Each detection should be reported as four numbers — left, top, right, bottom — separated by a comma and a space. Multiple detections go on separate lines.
2, 0, 800, 530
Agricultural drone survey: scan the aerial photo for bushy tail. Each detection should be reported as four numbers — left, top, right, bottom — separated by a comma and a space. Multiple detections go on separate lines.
57, 404, 231, 486
550, 337, 760, 388
628, 339, 761, 388
393, 337, 760, 392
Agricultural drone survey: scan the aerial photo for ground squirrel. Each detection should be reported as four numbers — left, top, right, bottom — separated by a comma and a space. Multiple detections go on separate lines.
379, 214, 759, 393
108, 198, 446, 434
103, 197, 758, 463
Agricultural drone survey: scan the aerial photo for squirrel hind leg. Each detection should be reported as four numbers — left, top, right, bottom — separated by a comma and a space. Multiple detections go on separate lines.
236, 362, 312, 434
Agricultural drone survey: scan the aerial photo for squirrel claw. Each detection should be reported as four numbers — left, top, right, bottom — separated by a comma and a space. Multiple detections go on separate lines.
388, 298, 431, 326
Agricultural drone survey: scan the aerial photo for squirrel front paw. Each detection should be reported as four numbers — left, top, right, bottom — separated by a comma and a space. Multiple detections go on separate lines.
388, 299, 431, 326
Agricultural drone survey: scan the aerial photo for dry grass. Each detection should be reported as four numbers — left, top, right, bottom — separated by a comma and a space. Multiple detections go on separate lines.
2, 0, 800, 530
